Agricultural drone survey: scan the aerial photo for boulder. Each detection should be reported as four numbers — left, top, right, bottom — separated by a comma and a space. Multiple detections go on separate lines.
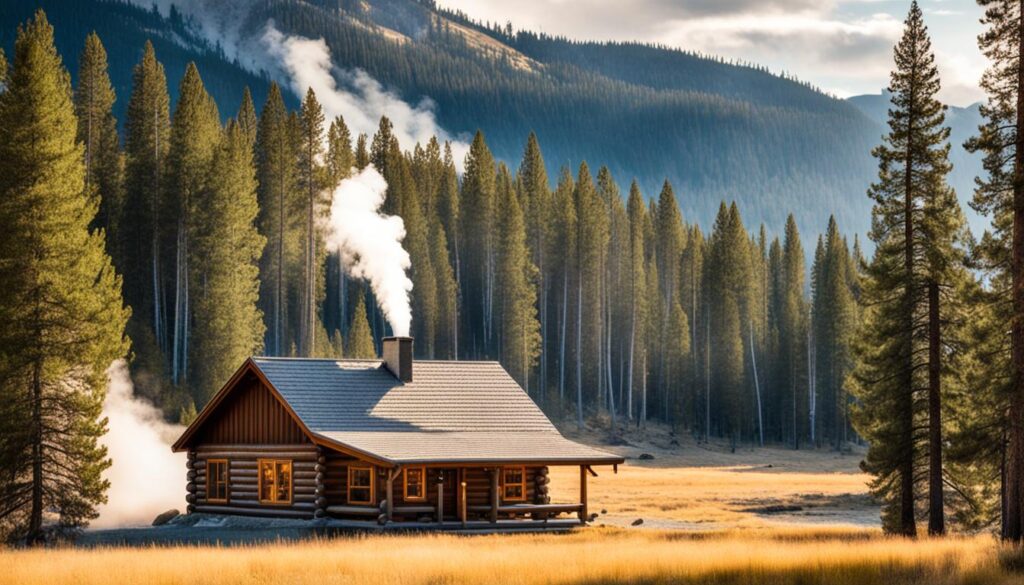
152, 509, 180, 526
631, 518, 644, 526
638, 453, 655, 460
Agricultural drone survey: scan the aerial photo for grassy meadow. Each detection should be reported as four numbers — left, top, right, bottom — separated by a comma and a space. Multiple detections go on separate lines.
1, 529, 1019, 585
2, 429, 1008, 585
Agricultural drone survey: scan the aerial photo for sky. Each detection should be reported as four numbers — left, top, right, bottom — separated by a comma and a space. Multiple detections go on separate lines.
437, 0, 985, 107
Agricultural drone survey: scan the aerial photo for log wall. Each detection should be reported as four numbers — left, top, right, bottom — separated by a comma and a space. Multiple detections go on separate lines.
189, 444, 319, 519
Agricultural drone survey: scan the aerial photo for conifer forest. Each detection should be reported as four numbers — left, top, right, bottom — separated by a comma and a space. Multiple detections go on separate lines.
6, 0, 1024, 551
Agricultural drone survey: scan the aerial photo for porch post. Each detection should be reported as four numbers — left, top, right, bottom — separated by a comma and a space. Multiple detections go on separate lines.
579, 465, 588, 524
490, 467, 499, 523
437, 476, 444, 524
385, 468, 395, 523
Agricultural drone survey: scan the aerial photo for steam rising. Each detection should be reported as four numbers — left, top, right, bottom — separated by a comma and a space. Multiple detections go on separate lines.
125, 1, 469, 164
326, 166, 413, 337
262, 24, 469, 164
94, 361, 184, 528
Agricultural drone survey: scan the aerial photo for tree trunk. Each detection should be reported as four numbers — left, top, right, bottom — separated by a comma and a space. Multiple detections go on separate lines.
1006, 1, 1024, 541
927, 280, 944, 535
576, 281, 583, 430
27, 359, 43, 544
750, 325, 764, 447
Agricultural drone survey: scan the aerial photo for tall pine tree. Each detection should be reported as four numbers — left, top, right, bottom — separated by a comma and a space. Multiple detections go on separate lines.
0, 10, 129, 543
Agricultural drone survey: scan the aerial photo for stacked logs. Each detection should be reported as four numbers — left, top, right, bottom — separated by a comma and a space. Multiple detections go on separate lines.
314, 447, 327, 519
535, 466, 550, 504
532, 466, 550, 520
186, 450, 197, 513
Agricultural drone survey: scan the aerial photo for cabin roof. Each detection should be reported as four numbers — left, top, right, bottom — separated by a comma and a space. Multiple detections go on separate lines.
175, 357, 622, 466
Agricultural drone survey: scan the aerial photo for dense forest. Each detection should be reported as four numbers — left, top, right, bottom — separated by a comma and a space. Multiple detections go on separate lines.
4, 0, 1024, 549
0, 0, 881, 236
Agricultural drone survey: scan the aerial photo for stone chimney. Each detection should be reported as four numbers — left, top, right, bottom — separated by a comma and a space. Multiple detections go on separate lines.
382, 336, 413, 383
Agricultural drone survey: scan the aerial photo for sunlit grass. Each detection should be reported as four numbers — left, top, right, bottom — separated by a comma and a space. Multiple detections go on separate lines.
1, 529, 1015, 585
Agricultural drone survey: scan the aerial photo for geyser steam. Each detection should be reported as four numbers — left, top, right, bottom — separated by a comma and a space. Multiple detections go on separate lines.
325, 166, 413, 337
94, 361, 184, 528
262, 24, 468, 162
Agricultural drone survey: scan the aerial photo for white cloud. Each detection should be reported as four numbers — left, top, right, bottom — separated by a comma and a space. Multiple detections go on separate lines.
439, 0, 984, 105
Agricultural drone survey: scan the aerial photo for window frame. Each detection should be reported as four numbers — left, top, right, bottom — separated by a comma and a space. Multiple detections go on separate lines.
403, 466, 427, 501
257, 459, 293, 506
206, 459, 229, 504
347, 466, 375, 505
502, 466, 527, 502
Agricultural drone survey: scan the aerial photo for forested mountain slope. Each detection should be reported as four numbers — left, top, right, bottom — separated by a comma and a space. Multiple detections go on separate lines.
0, 1, 294, 132
3, 0, 883, 234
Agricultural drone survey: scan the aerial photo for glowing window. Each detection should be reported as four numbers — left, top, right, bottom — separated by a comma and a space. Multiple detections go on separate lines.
258, 459, 292, 505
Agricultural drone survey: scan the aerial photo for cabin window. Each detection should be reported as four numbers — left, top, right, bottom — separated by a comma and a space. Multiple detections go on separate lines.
348, 466, 374, 505
403, 467, 426, 501
258, 459, 292, 505
502, 466, 526, 501
206, 459, 229, 503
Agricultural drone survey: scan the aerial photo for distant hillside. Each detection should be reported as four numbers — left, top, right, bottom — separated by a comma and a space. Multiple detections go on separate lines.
0, 1, 296, 133
847, 90, 987, 237
4, 0, 887, 236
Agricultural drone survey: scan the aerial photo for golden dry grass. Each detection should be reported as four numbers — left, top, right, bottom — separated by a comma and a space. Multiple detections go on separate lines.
0, 429, 978, 584
1, 529, 1019, 585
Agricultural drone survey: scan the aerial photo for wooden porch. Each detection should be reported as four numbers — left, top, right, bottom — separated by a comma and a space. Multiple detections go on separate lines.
325, 464, 597, 527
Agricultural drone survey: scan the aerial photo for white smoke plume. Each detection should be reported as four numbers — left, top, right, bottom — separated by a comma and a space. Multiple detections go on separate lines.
261, 23, 470, 165
93, 361, 184, 528
325, 166, 413, 337
125, 1, 469, 165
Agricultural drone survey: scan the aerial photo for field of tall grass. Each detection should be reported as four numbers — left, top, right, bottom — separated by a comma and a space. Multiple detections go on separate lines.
1, 528, 1018, 585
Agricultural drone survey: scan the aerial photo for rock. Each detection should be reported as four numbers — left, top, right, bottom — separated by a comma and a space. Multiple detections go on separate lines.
631, 518, 644, 526
600, 509, 607, 515
638, 453, 655, 460
588, 513, 599, 522
152, 509, 180, 526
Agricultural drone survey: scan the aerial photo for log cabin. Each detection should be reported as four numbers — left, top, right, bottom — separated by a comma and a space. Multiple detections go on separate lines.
172, 336, 623, 527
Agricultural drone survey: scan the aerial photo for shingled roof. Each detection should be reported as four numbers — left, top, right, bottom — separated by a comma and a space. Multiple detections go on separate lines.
179, 356, 622, 466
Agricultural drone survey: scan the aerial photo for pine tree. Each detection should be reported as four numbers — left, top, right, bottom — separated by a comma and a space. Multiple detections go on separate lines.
347, 294, 376, 359
855, 1, 958, 537
460, 131, 497, 356
497, 163, 541, 389
190, 121, 266, 404
255, 83, 298, 357
626, 182, 648, 422
573, 162, 609, 426
236, 86, 257, 149
74, 32, 121, 249
780, 215, 806, 449
552, 167, 577, 410
964, 0, 1024, 541
297, 88, 326, 357
354, 133, 369, 170
122, 40, 170, 360
166, 62, 220, 391
325, 115, 353, 189
0, 10, 129, 543
518, 132, 550, 396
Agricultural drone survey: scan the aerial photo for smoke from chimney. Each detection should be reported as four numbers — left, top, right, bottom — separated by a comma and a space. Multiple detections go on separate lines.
325, 166, 413, 337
